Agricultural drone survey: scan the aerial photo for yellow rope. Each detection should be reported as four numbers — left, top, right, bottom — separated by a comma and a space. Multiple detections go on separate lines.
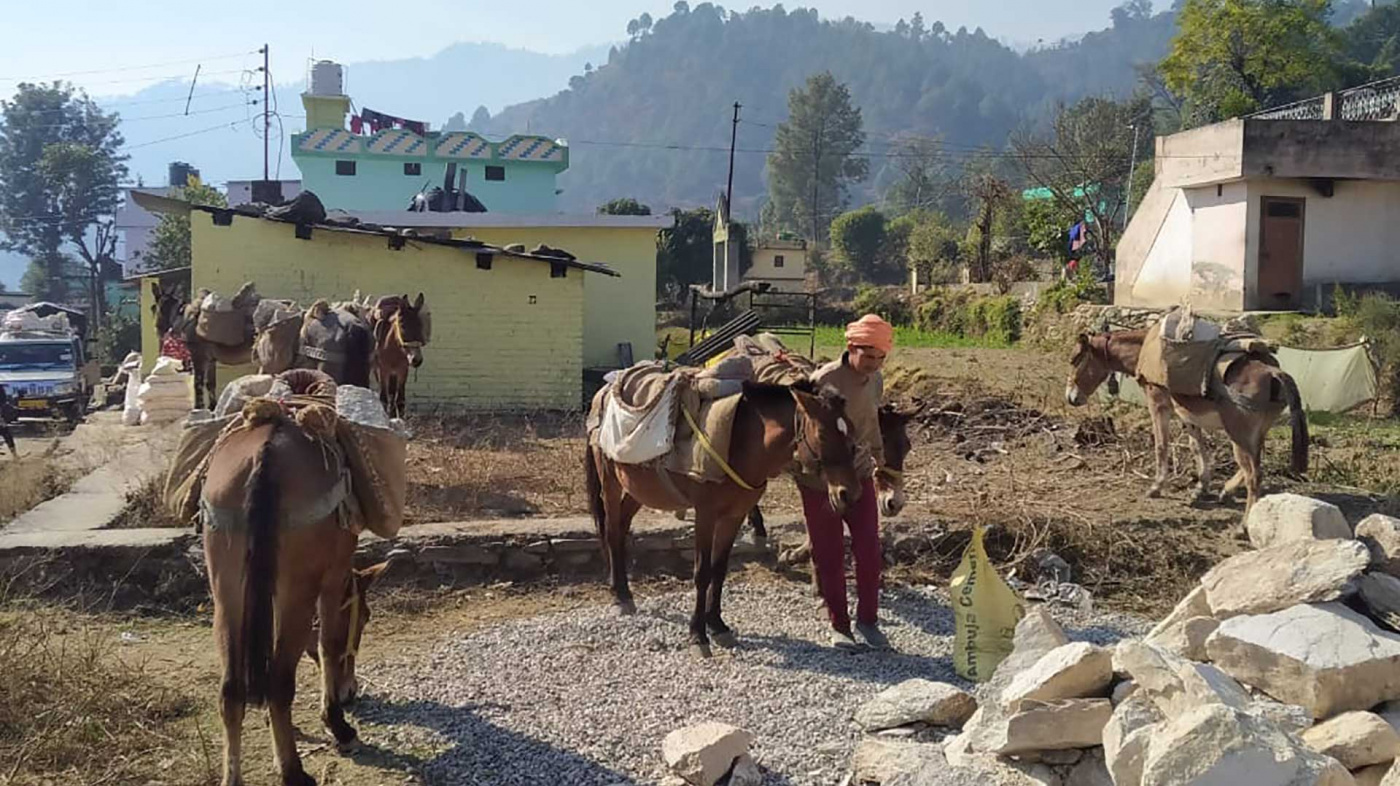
680, 405, 756, 492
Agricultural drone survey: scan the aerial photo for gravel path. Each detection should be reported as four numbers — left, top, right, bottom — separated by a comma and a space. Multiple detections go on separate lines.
356, 581, 1147, 786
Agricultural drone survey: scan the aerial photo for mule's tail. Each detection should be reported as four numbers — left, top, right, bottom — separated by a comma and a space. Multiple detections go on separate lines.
242, 424, 281, 707
584, 442, 606, 545
1279, 371, 1309, 475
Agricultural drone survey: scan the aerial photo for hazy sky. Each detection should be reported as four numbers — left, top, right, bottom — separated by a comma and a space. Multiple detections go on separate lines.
5, 0, 1130, 99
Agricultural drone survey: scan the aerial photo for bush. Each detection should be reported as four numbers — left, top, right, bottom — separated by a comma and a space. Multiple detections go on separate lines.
1035, 272, 1108, 316
914, 288, 1022, 343
852, 285, 914, 326
94, 313, 141, 368
1349, 293, 1400, 415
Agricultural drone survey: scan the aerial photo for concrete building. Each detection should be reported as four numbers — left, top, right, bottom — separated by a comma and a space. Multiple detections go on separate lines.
115, 177, 299, 275
291, 61, 568, 213
744, 235, 807, 293
1117, 79, 1400, 311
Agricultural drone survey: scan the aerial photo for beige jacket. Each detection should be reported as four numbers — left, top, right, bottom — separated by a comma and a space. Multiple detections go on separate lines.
795, 354, 883, 488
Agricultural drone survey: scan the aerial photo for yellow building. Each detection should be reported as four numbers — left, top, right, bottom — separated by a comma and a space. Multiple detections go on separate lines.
745, 237, 808, 293
133, 193, 628, 410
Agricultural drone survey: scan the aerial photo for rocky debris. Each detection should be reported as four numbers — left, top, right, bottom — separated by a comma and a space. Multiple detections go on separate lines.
1144, 615, 1219, 662
1200, 539, 1369, 618
1206, 602, 1400, 720
1299, 711, 1400, 770
1244, 494, 1352, 549
1111, 681, 1138, 706
1357, 515, 1400, 577
851, 739, 945, 784
1112, 640, 1250, 718
662, 722, 754, 786
1064, 750, 1113, 786
940, 731, 1063, 785
1357, 573, 1400, 632
1249, 697, 1316, 735
1144, 587, 1211, 643
726, 755, 763, 786
856, 680, 978, 732
1140, 704, 1354, 786
1103, 695, 1165, 786
1353, 763, 1394, 786
1002, 643, 1114, 706
971, 699, 1112, 756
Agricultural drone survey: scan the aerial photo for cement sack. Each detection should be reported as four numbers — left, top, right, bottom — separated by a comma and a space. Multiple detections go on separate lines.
121, 355, 145, 427
149, 356, 184, 377
951, 525, 1026, 683
335, 385, 407, 539
597, 378, 680, 464
215, 375, 275, 418
163, 414, 237, 524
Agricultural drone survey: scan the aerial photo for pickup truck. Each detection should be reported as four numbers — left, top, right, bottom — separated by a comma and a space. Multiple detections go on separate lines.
0, 332, 95, 423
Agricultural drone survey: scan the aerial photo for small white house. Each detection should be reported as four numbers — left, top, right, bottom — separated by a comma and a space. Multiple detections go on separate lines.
1117, 81, 1400, 311
744, 236, 807, 292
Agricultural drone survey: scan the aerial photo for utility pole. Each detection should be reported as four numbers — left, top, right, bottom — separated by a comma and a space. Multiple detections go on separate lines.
810, 125, 823, 246
1124, 122, 1141, 230
261, 44, 270, 182
725, 102, 740, 216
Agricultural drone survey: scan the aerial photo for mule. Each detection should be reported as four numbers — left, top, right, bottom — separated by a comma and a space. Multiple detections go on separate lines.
1065, 330, 1308, 524
254, 300, 375, 388
202, 395, 387, 786
151, 282, 253, 410
370, 294, 429, 418
746, 402, 917, 540
585, 379, 861, 657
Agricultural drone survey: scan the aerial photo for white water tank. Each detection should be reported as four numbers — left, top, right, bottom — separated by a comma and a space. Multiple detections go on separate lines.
310, 61, 344, 96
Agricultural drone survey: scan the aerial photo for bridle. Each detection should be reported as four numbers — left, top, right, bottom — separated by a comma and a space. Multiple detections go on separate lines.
390, 313, 423, 351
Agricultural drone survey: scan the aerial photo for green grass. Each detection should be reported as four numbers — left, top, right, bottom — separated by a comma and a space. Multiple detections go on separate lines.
811, 324, 1014, 351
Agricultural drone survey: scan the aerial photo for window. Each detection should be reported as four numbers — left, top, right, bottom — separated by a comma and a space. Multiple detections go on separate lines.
773, 254, 785, 268
1267, 201, 1302, 219
403, 162, 422, 176
335, 160, 356, 176
485, 165, 506, 181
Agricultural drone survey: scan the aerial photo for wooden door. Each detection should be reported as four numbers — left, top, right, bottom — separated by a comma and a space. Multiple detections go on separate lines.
1258, 197, 1305, 309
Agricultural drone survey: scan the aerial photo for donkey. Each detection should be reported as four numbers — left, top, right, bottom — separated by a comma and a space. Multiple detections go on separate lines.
151, 282, 252, 410
201, 389, 387, 786
254, 300, 375, 388
370, 294, 429, 418
1066, 330, 1308, 523
585, 379, 861, 657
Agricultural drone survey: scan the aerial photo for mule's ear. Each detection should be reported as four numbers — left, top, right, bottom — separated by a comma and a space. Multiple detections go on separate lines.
413, 292, 425, 310
1076, 333, 1091, 351
355, 561, 392, 589
151, 281, 163, 299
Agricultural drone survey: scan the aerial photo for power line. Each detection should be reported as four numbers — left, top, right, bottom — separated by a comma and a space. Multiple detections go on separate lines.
0, 52, 256, 82
122, 118, 252, 151
15, 102, 257, 131
5, 68, 252, 90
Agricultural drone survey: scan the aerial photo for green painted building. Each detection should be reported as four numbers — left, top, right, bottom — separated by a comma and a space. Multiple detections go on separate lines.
290, 61, 569, 213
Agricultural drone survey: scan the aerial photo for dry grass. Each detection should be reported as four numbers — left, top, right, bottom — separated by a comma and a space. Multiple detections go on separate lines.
404, 413, 589, 523
108, 478, 185, 529
0, 604, 211, 785
0, 455, 73, 525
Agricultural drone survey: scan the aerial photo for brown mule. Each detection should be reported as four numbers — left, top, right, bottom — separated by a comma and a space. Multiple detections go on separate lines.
585, 379, 862, 657
370, 294, 428, 418
201, 405, 386, 786
1065, 330, 1308, 527
151, 282, 253, 410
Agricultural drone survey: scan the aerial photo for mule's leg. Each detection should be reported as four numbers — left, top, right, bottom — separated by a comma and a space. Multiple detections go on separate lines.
690, 511, 717, 658
268, 589, 319, 786
599, 459, 640, 615
1182, 422, 1213, 500
1143, 387, 1174, 498
191, 350, 206, 410
209, 536, 248, 786
1220, 468, 1247, 499
378, 368, 391, 414
747, 505, 768, 541
706, 512, 746, 649
316, 574, 358, 751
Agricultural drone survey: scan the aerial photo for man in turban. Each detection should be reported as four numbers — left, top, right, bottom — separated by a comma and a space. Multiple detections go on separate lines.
796, 313, 895, 651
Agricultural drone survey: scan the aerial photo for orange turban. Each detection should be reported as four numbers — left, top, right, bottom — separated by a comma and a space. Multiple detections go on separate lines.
845, 314, 894, 354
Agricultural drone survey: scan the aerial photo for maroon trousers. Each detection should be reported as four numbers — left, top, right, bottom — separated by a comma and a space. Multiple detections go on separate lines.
800, 477, 881, 632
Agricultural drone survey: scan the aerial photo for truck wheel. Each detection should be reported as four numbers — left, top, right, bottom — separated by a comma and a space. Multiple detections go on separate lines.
62, 404, 84, 424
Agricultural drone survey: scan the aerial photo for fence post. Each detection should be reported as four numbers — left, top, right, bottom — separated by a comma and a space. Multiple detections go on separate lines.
1322, 92, 1336, 120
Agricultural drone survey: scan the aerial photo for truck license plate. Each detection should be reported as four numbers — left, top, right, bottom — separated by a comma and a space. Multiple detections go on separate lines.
17, 399, 46, 410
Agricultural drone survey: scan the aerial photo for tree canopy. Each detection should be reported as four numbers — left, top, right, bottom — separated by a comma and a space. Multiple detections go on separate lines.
142, 179, 227, 272
765, 72, 868, 241
597, 197, 653, 215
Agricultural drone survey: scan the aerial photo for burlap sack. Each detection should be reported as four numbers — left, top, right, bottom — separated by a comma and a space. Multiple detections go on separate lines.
1136, 319, 1219, 397
336, 420, 406, 539
163, 415, 238, 524
197, 308, 250, 348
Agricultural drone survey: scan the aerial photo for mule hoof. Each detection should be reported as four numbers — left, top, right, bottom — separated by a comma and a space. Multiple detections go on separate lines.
282, 771, 317, 786
711, 630, 739, 649
336, 735, 362, 755
615, 599, 637, 616
690, 641, 713, 659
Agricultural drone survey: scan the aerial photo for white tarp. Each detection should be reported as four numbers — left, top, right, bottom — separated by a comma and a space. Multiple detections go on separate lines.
597, 378, 679, 464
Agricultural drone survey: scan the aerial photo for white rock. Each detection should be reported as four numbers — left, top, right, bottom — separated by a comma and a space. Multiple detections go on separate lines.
1141, 704, 1356, 786
852, 739, 945, 784
973, 699, 1112, 756
1002, 643, 1114, 706
1103, 695, 1165, 786
1357, 573, 1400, 631
1357, 515, 1400, 577
856, 679, 978, 731
1245, 493, 1352, 548
727, 754, 763, 786
1065, 749, 1114, 786
1146, 615, 1221, 662
1147, 586, 1213, 639
1201, 539, 1370, 619
990, 607, 1073, 691
939, 732, 1063, 786
661, 722, 753, 786
1206, 603, 1400, 720
1249, 697, 1316, 735
1113, 640, 1251, 718
1301, 712, 1400, 770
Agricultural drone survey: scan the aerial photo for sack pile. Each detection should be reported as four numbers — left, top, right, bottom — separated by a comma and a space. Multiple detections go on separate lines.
137, 356, 191, 425
2, 309, 69, 334
119, 352, 145, 426
195, 282, 259, 347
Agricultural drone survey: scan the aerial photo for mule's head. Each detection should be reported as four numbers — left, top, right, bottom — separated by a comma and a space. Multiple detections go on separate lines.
332, 560, 391, 704
876, 403, 917, 517
789, 379, 862, 514
394, 293, 428, 368
150, 282, 186, 337
1066, 333, 1113, 407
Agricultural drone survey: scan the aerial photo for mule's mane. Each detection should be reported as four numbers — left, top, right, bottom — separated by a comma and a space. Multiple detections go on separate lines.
745, 378, 846, 410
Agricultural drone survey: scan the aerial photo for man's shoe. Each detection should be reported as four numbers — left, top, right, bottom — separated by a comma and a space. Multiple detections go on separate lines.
856, 621, 892, 650
830, 629, 861, 652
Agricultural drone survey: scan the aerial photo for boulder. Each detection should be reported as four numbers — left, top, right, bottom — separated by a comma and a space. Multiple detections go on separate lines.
1002, 643, 1114, 706
1357, 515, 1400, 577
1300, 712, 1400, 770
972, 699, 1112, 756
1353, 763, 1393, 786
961, 607, 1073, 751
1201, 539, 1369, 619
1141, 704, 1357, 786
1111, 681, 1138, 706
940, 732, 1063, 786
1206, 603, 1400, 719
1066, 749, 1114, 786
856, 680, 978, 732
1146, 615, 1220, 662
1244, 493, 1352, 548
851, 739, 945, 784
1103, 695, 1165, 786
1113, 640, 1251, 718
1249, 697, 1316, 735
1146, 586, 1213, 641
1357, 573, 1400, 631
726, 754, 763, 786
1380, 762, 1400, 786
661, 722, 753, 786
